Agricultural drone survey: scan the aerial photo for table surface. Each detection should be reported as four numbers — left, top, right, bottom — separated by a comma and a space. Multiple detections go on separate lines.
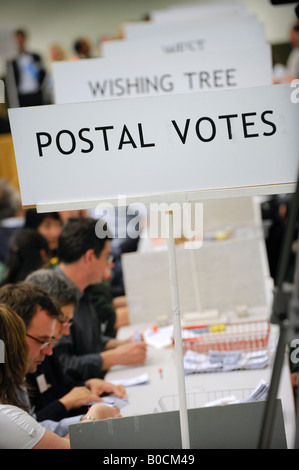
106, 320, 296, 448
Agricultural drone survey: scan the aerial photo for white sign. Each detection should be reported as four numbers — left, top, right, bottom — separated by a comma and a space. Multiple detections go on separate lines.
123, 14, 258, 40
53, 45, 272, 104
102, 20, 265, 57
8, 84, 299, 210
151, 3, 248, 23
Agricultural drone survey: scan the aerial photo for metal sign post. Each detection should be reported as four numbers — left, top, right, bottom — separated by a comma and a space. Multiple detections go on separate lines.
166, 210, 190, 449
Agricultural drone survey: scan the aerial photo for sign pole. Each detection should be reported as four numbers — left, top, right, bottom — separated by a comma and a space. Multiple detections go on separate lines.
166, 210, 190, 449
189, 248, 202, 314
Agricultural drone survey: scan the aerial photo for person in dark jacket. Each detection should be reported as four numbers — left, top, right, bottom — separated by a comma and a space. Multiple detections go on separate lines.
53, 217, 147, 383
10, 28, 46, 107
25, 269, 126, 421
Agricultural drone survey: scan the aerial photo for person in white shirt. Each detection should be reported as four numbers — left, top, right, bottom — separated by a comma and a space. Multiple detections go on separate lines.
0, 301, 69, 448
10, 29, 46, 107
0, 287, 120, 449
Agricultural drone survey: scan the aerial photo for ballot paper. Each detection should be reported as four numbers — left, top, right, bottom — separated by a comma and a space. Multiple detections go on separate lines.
101, 395, 129, 409
240, 379, 269, 402
143, 325, 174, 348
203, 395, 238, 407
203, 379, 269, 407
142, 324, 203, 349
239, 350, 270, 370
110, 373, 149, 387
183, 348, 270, 374
85, 395, 129, 408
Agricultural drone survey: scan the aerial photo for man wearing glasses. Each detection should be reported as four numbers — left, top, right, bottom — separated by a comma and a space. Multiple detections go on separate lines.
0, 281, 58, 374
25, 269, 126, 422
0, 281, 120, 437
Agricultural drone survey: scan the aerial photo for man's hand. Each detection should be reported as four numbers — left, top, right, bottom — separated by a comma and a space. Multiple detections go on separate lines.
59, 386, 102, 411
85, 378, 126, 398
82, 403, 121, 420
101, 341, 147, 371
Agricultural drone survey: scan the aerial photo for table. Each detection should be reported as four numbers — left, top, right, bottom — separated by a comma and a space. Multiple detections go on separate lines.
106, 321, 296, 448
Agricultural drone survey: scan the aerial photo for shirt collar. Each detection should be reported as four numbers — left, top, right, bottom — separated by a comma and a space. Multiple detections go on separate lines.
55, 265, 83, 299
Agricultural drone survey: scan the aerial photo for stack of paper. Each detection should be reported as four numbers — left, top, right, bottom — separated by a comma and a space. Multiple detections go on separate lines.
143, 325, 173, 348
239, 379, 269, 403
203, 380, 269, 407
111, 373, 149, 387
239, 350, 270, 370
183, 348, 270, 374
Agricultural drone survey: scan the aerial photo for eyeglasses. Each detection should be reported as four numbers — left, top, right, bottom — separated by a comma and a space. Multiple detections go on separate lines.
58, 318, 73, 328
26, 333, 56, 350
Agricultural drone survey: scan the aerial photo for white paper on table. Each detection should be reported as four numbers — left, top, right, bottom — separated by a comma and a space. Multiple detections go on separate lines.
183, 348, 270, 374
204, 395, 237, 407
143, 325, 173, 349
101, 395, 129, 409
86, 395, 129, 409
111, 373, 149, 387
143, 325, 173, 348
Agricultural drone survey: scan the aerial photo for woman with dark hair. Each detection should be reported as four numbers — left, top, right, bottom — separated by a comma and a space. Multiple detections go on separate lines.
0, 228, 50, 285
25, 209, 62, 260
0, 303, 70, 448
0, 303, 29, 410
0, 302, 120, 448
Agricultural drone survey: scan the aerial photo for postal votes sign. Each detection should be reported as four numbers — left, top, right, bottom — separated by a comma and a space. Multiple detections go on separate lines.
8, 84, 299, 208
52, 45, 272, 104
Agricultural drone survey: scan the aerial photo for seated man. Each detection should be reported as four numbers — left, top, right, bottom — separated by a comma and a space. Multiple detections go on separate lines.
0, 281, 120, 438
0, 302, 70, 449
54, 217, 147, 382
25, 269, 126, 421
0, 303, 119, 449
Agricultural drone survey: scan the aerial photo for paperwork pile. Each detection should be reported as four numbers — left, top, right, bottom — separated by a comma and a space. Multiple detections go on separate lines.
203, 379, 269, 407
184, 348, 270, 374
